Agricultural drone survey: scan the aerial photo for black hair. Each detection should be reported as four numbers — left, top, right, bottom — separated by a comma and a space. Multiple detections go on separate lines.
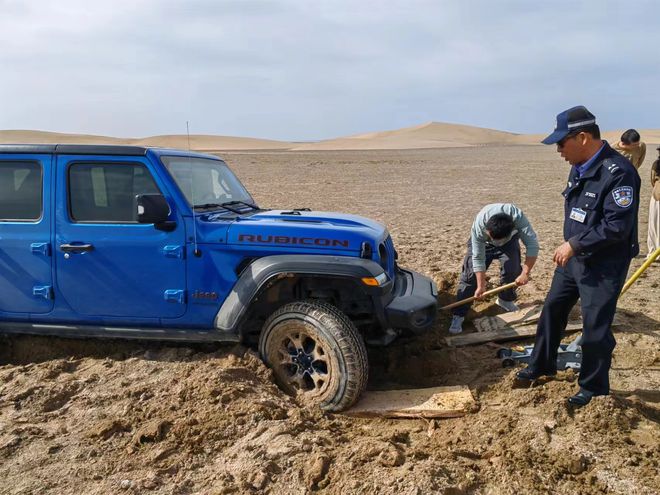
581, 124, 601, 140
485, 213, 515, 240
621, 129, 641, 144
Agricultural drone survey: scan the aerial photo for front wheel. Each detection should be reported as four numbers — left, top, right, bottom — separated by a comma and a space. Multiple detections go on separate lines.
259, 300, 368, 412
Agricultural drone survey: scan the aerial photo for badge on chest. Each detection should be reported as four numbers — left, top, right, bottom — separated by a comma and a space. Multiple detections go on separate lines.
570, 207, 587, 223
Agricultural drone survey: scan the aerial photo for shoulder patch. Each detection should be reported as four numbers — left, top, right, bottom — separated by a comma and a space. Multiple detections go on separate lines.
612, 186, 634, 208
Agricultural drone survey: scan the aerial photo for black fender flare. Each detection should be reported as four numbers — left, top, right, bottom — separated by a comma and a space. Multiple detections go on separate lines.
213, 254, 391, 332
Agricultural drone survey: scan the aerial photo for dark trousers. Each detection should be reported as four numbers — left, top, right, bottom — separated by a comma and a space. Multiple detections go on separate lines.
529, 256, 630, 395
453, 235, 522, 317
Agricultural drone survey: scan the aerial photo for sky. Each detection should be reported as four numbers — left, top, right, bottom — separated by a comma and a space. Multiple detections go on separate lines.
1, 0, 659, 141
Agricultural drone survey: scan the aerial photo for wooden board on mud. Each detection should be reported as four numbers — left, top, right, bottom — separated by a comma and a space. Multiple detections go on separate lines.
472, 305, 543, 333
444, 322, 583, 347
345, 385, 476, 419
445, 319, 622, 347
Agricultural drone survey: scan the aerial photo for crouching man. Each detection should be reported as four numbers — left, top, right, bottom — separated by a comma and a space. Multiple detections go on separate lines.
449, 203, 539, 334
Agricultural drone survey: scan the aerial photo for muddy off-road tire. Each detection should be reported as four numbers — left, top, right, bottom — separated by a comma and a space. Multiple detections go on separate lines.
259, 300, 368, 412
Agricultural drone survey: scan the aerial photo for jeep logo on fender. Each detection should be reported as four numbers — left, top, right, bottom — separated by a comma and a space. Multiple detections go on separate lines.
238, 234, 349, 248
192, 290, 218, 300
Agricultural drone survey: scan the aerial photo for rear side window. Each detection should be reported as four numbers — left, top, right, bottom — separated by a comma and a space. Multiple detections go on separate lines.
0, 161, 42, 221
69, 162, 160, 222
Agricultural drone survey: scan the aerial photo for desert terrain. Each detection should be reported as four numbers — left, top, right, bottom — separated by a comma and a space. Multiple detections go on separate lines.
3, 122, 660, 150
1, 138, 659, 494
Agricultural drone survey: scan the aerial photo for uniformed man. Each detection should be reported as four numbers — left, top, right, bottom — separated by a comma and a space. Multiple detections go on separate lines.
449, 203, 539, 334
516, 106, 641, 407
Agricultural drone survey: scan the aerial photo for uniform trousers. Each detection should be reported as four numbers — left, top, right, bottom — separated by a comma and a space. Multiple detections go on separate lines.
529, 256, 630, 395
453, 234, 521, 317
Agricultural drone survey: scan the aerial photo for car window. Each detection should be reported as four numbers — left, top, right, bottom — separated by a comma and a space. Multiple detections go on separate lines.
0, 161, 42, 221
69, 162, 160, 222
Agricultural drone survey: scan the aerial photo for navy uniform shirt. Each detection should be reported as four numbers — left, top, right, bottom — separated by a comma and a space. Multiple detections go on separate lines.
562, 141, 641, 262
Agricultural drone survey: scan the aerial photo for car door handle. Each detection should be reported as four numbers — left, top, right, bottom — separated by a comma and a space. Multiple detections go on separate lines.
60, 243, 94, 253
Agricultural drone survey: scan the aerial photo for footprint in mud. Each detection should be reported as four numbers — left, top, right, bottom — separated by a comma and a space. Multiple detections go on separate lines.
40, 382, 82, 413
40, 359, 82, 380
10, 385, 45, 403
217, 367, 263, 384
86, 419, 132, 440
132, 419, 171, 445
0, 436, 22, 458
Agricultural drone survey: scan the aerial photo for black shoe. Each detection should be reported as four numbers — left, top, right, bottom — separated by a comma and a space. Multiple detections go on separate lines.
515, 367, 557, 381
567, 388, 595, 407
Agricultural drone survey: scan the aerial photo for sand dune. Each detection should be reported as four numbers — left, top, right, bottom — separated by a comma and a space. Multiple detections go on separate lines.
293, 122, 660, 150
291, 121, 521, 150
0, 130, 128, 145
132, 134, 294, 151
2, 124, 658, 152
0, 130, 293, 151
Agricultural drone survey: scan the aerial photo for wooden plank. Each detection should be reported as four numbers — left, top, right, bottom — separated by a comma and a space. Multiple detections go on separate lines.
472, 305, 543, 333
444, 322, 584, 347
447, 317, 623, 347
345, 385, 476, 419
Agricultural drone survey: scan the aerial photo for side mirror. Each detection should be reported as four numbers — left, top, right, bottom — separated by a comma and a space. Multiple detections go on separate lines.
136, 194, 176, 231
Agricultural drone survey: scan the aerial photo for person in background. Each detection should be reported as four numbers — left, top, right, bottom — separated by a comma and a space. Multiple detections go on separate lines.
612, 129, 646, 170
648, 147, 660, 259
448, 203, 539, 335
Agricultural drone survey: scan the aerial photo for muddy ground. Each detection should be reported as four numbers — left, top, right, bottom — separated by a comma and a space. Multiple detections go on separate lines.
1, 146, 659, 494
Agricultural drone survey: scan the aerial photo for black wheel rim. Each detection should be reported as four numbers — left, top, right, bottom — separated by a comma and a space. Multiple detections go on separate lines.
274, 329, 331, 397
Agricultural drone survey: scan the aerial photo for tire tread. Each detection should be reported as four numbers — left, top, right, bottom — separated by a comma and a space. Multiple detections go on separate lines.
259, 300, 368, 412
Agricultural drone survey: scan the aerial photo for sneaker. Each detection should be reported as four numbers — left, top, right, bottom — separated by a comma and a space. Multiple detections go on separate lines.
496, 297, 520, 312
448, 315, 464, 335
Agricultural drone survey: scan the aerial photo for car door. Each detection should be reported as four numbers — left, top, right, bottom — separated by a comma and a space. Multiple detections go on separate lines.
0, 155, 54, 314
54, 154, 187, 320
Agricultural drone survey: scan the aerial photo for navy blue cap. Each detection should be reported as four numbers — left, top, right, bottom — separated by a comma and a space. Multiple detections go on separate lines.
542, 106, 597, 145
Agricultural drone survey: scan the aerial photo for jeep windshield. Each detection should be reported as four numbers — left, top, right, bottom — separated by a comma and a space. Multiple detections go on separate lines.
161, 156, 257, 213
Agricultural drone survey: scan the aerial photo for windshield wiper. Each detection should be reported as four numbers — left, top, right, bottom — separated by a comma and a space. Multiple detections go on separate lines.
220, 200, 260, 211
193, 203, 242, 213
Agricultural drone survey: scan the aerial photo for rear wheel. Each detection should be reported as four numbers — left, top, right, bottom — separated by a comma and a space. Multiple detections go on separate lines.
259, 300, 368, 411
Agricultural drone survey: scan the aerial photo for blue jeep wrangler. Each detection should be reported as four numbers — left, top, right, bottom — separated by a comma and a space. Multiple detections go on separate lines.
0, 145, 437, 410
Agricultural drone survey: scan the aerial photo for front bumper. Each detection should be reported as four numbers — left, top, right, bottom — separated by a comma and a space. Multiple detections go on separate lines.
383, 268, 437, 334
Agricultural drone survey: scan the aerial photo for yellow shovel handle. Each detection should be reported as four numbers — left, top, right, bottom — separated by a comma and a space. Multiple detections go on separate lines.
620, 247, 660, 296
440, 281, 518, 311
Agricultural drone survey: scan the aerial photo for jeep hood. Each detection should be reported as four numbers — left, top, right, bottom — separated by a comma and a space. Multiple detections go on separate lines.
222, 210, 388, 252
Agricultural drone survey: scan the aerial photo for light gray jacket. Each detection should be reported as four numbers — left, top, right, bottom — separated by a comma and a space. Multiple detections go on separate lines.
471, 203, 539, 272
